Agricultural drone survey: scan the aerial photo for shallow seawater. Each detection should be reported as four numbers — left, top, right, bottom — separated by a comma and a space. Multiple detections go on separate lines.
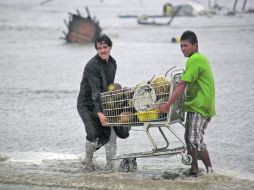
0, 0, 254, 189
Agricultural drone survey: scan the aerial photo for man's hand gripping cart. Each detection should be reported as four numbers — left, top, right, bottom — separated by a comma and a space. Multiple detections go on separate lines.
100, 69, 192, 170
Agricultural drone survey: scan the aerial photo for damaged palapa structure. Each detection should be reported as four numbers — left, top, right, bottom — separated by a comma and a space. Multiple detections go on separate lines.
63, 7, 101, 43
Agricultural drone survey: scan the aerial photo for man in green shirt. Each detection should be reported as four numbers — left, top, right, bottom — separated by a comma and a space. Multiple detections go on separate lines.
160, 31, 215, 176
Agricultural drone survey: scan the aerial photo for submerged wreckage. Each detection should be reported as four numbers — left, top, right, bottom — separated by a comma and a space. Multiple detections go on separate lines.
62, 7, 101, 43
121, 0, 253, 26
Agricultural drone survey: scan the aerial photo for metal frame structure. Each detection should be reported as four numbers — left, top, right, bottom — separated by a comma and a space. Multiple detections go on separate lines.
100, 69, 192, 165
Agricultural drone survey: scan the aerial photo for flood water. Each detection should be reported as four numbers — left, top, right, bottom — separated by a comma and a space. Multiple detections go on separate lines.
0, 0, 254, 189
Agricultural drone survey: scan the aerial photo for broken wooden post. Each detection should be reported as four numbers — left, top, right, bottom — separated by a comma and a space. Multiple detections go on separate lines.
232, 0, 238, 13
242, 0, 247, 11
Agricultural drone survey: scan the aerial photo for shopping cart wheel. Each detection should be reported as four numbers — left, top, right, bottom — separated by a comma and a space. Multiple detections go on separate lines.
182, 154, 192, 165
118, 158, 137, 172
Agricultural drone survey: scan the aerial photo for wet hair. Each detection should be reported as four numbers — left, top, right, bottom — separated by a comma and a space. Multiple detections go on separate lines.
94, 34, 112, 49
180, 31, 198, 44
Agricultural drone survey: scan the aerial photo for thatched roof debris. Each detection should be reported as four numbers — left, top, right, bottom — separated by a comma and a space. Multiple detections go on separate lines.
63, 7, 102, 43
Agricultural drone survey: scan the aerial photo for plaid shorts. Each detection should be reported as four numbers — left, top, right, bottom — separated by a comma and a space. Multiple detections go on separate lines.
184, 112, 211, 151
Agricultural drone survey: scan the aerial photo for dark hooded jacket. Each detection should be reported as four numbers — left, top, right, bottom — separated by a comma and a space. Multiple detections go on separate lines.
77, 54, 130, 143
77, 54, 117, 113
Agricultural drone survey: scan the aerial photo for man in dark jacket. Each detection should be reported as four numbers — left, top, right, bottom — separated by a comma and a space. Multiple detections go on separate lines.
77, 34, 118, 171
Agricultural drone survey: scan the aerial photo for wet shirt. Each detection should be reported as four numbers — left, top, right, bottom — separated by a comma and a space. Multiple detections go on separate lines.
181, 52, 216, 118
77, 54, 117, 113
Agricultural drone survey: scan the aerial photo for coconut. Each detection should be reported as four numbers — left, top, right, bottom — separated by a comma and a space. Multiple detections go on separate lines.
108, 83, 122, 92
150, 75, 170, 95
118, 111, 134, 123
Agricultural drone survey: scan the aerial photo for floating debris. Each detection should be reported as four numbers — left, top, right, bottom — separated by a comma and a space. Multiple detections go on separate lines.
62, 7, 102, 43
0, 154, 9, 162
137, 6, 181, 26
171, 37, 180, 43
40, 0, 54, 6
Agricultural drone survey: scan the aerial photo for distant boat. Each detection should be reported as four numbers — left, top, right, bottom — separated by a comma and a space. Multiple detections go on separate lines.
175, 2, 207, 16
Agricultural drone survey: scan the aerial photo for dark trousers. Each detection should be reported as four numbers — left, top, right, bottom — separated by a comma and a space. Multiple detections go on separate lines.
78, 106, 111, 146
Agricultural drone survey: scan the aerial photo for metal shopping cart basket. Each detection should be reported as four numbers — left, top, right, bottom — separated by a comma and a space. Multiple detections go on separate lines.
100, 69, 192, 166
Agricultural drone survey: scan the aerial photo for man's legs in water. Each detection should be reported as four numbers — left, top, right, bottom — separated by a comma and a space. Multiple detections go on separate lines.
198, 149, 213, 173
185, 112, 213, 176
81, 140, 97, 171
187, 147, 199, 176
104, 127, 117, 170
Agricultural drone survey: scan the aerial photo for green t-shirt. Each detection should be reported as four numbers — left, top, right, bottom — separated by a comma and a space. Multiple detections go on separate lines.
181, 52, 216, 118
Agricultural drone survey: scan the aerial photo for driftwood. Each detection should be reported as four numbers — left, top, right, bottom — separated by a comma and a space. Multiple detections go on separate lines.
63, 7, 102, 43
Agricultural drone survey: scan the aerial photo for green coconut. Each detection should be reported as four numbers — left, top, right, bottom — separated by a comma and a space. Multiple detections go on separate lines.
108, 83, 122, 92
150, 75, 170, 95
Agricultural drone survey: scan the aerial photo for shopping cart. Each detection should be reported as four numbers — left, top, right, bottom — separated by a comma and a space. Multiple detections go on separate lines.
100, 69, 192, 166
